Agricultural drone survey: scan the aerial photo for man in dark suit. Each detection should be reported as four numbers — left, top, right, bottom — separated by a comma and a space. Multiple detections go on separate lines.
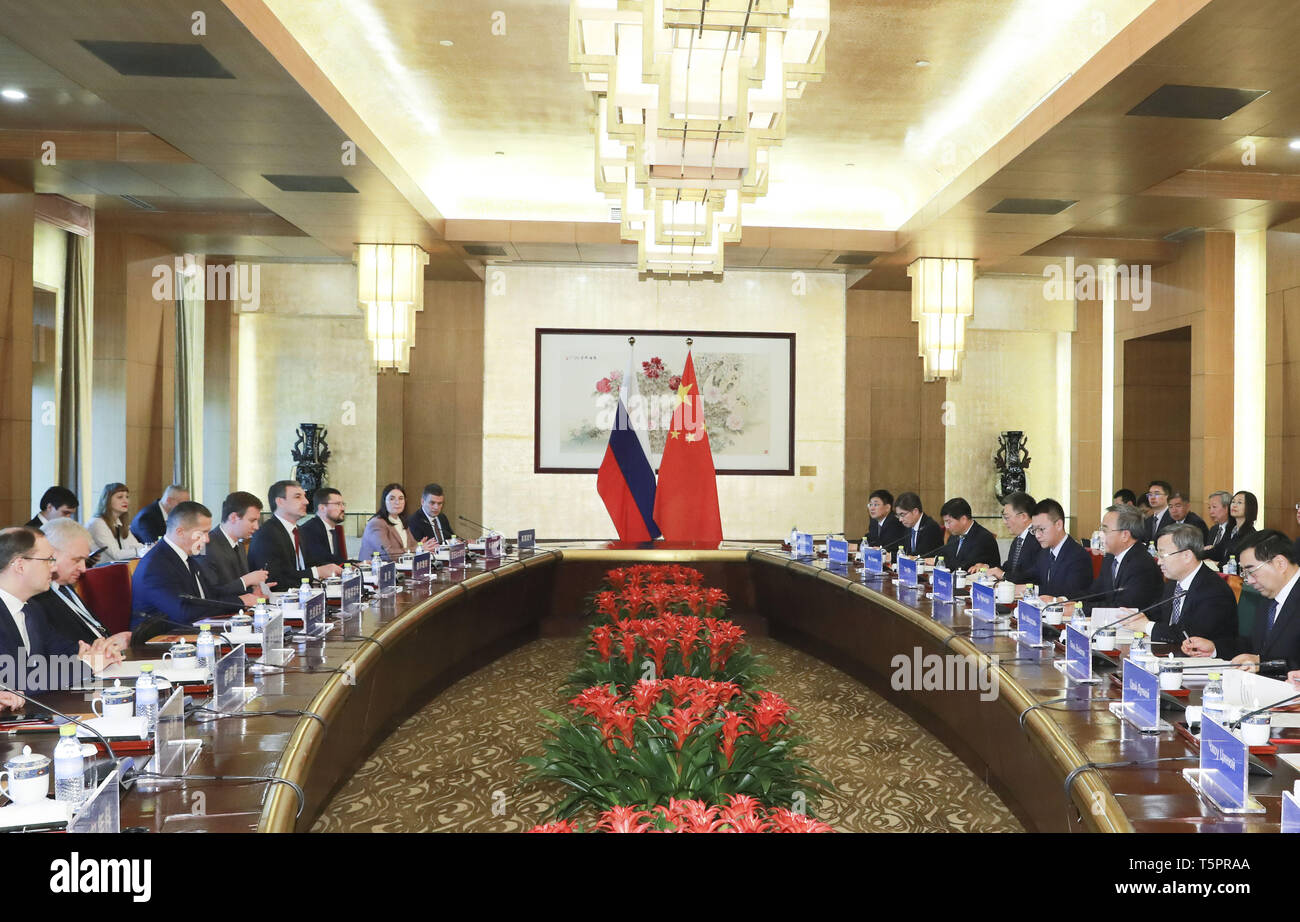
25, 486, 78, 529
301, 487, 349, 567
977, 491, 1040, 584
1082, 504, 1164, 613
894, 492, 943, 557
932, 497, 1000, 570
248, 480, 345, 590
860, 489, 906, 552
1131, 523, 1236, 651
1031, 498, 1093, 600
0, 527, 120, 691
1204, 491, 1235, 563
1164, 491, 1209, 542
407, 482, 455, 545
129, 484, 189, 545
131, 501, 244, 630
195, 491, 269, 602
30, 519, 132, 651
1144, 480, 1173, 543
1188, 531, 1300, 672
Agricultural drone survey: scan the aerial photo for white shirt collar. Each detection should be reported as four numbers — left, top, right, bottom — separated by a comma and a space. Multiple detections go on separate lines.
1048, 533, 1068, 555
164, 535, 191, 562
219, 524, 240, 548
1273, 568, 1300, 613
1113, 544, 1133, 567
1177, 563, 1201, 593
1017, 525, 1033, 540
36, 513, 48, 526
275, 512, 299, 535
0, 587, 26, 617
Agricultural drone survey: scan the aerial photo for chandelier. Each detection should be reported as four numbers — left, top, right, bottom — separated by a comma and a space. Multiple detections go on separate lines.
571, 0, 829, 277
356, 243, 429, 373
907, 258, 975, 382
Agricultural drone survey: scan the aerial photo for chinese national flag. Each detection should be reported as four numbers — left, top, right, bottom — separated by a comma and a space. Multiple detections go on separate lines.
652, 351, 722, 546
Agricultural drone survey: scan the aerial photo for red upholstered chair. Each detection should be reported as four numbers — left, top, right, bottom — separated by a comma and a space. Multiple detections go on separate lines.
77, 562, 133, 635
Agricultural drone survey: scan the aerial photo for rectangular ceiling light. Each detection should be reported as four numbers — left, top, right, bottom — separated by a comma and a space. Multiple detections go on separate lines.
77, 40, 235, 79
262, 174, 358, 193
1126, 84, 1268, 119
987, 197, 1077, 215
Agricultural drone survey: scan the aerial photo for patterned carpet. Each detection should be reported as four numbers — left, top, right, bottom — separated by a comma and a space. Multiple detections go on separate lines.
312, 637, 1022, 832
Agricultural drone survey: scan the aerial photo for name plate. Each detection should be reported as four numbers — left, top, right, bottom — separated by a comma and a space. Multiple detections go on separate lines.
971, 582, 996, 621
341, 570, 362, 610
378, 560, 397, 594
517, 529, 536, 553
1064, 624, 1095, 684
447, 543, 467, 570
1121, 657, 1160, 731
932, 566, 954, 603
67, 769, 119, 833
793, 531, 814, 559
484, 533, 504, 559
214, 643, 248, 714
898, 555, 919, 588
862, 546, 884, 576
827, 537, 849, 567
1017, 600, 1043, 647
1283, 786, 1300, 832
411, 551, 432, 581
1188, 717, 1261, 814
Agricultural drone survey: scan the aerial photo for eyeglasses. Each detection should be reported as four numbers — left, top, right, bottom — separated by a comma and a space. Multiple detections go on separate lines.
322, 501, 347, 509
19, 556, 56, 565
1028, 525, 1050, 536
1147, 491, 1165, 499
1241, 561, 1268, 580
1154, 549, 1189, 561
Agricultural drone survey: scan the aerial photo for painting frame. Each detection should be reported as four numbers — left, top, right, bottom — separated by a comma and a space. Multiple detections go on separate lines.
534, 328, 796, 476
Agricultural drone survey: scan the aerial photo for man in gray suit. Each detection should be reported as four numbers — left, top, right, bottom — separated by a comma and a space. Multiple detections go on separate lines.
195, 491, 271, 604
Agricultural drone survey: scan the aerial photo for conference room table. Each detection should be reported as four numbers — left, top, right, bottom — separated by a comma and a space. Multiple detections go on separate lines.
1, 545, 1290, 833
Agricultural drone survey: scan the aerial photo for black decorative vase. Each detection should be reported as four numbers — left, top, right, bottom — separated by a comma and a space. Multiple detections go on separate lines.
994, 431, 1031, 501
291, 422, 331, 499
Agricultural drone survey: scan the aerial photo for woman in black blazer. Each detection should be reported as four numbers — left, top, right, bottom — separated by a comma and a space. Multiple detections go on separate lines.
1222, 490, 1259, 564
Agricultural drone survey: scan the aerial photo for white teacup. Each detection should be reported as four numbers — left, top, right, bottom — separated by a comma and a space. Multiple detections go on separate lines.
0, 747, 50, 805
225, 614, 255, 638
1093, 630, 1117, 652
995, 581, 1015, 605
1241, 716, 1271, 747
163, 642, 198, 669
91, 679, 135, 720
1042, 606, 1064, 626
1159, 665, 1183, 690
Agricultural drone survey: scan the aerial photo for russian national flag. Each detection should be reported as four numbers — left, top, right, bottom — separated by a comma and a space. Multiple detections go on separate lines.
597, 346, 661, 541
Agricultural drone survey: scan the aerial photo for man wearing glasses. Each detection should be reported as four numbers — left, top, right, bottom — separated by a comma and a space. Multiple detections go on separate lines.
1187, 530, 1300, 673
301, 486, 350, 567
1128, 524, 1235, 649
1080, 504, 1164, 612
1028, 498, 1092, 600
1144, 480, 1173, 542
1204, 491, 1235, 563
972, 491, 1040, 584
0, 527, 122, 691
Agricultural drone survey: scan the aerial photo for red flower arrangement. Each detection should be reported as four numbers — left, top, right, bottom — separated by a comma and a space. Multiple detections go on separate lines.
527, 795, 833, 833
567, 614, 760, 690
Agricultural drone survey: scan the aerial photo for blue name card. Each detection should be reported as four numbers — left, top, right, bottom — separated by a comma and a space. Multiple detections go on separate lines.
932, 566, 954, 603
793, 531, 814, 558
971, 582, 996, 622
412, 551, 431, 581
827, 537, 849, 566
898, 555, 919, 587
1198, 717, 1252, 812
1283, 786, 1300, 832
305, 590, 326, 635
862, 546, 884, 575
1064, 624, 1094, 683
1017, 600, 1043, 647
447, 543, 467, 570
341, 570, 362, 610
517, 529, 536, 553
1122, 657, 1160, 731
378, 560, 397, 594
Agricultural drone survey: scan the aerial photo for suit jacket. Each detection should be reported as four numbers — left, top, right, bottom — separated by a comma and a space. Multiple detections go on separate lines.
130, 540, 235, 629
1148, 564, 1237, 650
864, 516, 907, 553
129, 501, 167, 544
999, 529, 1042, 584
1083, 545, 1165, 614
407, 510, 454, 544
27, 585, 110, 647
1205, 520, 1235, 564
0, 597, 88, 691
1161, 511, 1209, 542
195, 525, 252, 598
899, 515, 943, 557
300, 515, 348, 567
248, 515, 313, 589
24, 515, 42, 529
935, 520, 1001, 571
1221, 524, 1258, 565
359, 517, 416, 561
1035, 535, 1094, 599
1221, 576, 1300, 669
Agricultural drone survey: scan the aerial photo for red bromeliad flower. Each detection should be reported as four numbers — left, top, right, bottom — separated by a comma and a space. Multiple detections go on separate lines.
718, 710, 747, 766
704, 587, 728, 611
601, 707, 637, 752
659, 706, 707, 749
662, 675, 698, 706
645, 634, 671, 675
723, 811, 773, 833
594, 591, 618, 618
631, 678, 662, 716
747, 691, 794, 741
570, 685, 620, 719
768, 809, 834, 833
527, 819, 578, 832
591, 625, 614, 662
606, 569, 627, 590
707, 622, 744, 671
594, 805, 654, 833
620, 632, 638, 665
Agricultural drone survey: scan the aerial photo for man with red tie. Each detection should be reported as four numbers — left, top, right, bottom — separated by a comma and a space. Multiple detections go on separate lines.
248, 480, 344, 590
301, 487, 350, 567
195, 491, 272, 604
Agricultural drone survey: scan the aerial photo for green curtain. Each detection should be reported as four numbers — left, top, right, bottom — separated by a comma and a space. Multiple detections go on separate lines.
58, 231, 92, 502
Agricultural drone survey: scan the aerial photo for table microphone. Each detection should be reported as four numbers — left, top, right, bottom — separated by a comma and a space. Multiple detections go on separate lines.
1226, 689, 1300, 728
1086, 592, 1182, 636
906, 545, 948, 562
1052, 585, 1128, 607
457, 514, 494, 534
0, 681, 136, 791
179, 595, 245, 612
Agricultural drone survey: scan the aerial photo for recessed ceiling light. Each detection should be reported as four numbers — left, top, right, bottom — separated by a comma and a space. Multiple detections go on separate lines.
1289, 138, 1300, 151
845, 162, 855, 167
1, 88, 27, 101
439, 40, 454, 47
914, 60, 930, 68
494, 150, 505, 156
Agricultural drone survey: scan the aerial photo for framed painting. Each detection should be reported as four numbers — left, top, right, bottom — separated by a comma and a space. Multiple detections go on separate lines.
534, 328, 795, 475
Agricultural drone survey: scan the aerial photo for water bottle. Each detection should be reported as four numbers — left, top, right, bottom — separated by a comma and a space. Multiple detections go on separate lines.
1128, 632, 1150, 670
1148, 541, 1158, 559
1223, 555, 1238, 576
136, 664, 159, 733
1070, 603, 1088, 634
1202, 672, 1225, 726
1024, 583, 1039, 603
195, 623, 215, 670
252, 598, 268, 633
370, 551, 381, 575
1091, 529, 1105, 553
298, 578, 312, 607
53, 724, 84, 805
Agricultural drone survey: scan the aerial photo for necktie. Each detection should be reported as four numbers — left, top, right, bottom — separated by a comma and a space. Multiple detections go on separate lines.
432, 515, 444, 543
911, 526, 918, 553
1215, 524, 1225, 546
187, 558, 206, 598
1170, 588, 1187, 625
335, 525, 348, 560
1267, 599, 1281, 636
1008, 536, 1023, 573
292, 526, 304, 569
1112, 556, 1120, 582
1046, 551, 1056, 582
15, 603, 35, 649
61, 585, 105, 636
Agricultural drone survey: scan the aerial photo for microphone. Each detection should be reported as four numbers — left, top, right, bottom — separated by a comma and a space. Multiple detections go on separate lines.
457, 514, 492, 534
905, 545, 948, 562
179, 595, 245, 612
1087, 591, 1183, 636
1050, 586, 1128, 607
0, 681, 135, 791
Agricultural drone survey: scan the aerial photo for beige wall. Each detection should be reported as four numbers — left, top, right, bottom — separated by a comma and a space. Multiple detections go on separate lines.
0, 183, 35, 526
944, 276, 1075, 528
483, 265, 845, 540
235, 262, 376, 515
1266, 230, 1300, 533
